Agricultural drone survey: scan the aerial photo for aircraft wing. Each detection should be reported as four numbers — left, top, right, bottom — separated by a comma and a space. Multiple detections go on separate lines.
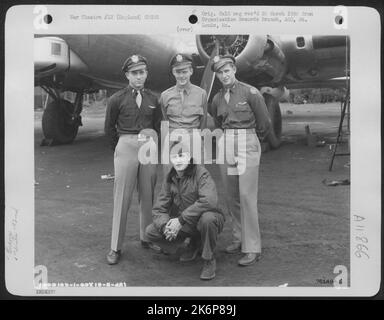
35, 34, 350, 94
35, 35, 200, 93
34, 34, 349, 148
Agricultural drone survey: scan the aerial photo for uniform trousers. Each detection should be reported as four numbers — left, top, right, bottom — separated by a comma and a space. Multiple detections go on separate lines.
218, 130, 262, 253
145, 211, 224, 260
111, 134, 157, 251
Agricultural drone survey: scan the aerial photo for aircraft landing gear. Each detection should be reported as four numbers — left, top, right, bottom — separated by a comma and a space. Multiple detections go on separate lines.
41, 88, 83, 145
263, 94, 282, 149
260, 86, 288, 149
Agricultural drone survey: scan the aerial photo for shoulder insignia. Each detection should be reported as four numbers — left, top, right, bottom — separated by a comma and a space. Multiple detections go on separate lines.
192, 84, 206, 93
145, 88, 157, 97
250, 87, 258, 94
113, 88, 127, 98
163, 86, 175, 94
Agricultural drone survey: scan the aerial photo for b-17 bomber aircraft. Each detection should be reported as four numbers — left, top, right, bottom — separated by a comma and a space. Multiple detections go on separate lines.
34, 34, 349, 147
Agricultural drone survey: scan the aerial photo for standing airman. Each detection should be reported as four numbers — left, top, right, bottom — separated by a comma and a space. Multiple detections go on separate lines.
104, 54, 162, 265
159, 53, 208, 170
210, 55, 271, 266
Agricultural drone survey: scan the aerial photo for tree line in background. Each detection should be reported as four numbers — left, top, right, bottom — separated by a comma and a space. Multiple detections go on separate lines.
34, 89, 110, 109
288, 88, 347, 104
34, 88, 347, 109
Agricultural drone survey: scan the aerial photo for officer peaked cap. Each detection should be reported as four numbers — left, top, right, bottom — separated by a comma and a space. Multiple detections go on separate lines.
169, 53, 193, 70
122, 54, 148, 72
211, 54, 236, 72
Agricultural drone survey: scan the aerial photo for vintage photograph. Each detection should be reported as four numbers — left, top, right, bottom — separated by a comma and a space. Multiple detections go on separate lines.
33, 33, 351, 287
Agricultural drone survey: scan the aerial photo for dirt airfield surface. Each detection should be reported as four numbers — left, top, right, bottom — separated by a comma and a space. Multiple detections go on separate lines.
34, 102, 350, 288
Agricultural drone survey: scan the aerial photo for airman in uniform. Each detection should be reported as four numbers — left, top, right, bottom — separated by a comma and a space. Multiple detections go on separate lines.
145, 141, 225, 280
104, 54, 163, 265
159, 53, 208, 170
210, 55, 272, 266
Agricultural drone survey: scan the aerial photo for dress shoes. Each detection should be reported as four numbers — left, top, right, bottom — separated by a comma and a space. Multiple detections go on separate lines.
238, 253, 261, 266
106, 249, 121, 265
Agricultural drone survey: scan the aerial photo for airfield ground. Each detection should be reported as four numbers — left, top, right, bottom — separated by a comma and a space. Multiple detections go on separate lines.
34, 102, 350, 289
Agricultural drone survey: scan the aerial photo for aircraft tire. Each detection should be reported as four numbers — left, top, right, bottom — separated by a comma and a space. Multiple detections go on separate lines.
42, 99, 79, 144
264, 94, 282, 149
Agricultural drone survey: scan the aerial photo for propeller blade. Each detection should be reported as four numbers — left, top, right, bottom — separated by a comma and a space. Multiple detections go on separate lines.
199, 40, 219, 100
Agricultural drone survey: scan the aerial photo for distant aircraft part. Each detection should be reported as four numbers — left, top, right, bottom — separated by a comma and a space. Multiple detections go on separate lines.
34, 34, 349, 148
197, 35, 250, 57
42, 99, 80, 145
34, 37, 88, 79
264, 94, 282, 149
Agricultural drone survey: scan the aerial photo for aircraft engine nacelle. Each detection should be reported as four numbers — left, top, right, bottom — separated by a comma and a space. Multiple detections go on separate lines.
282, 35, 349, 82
196, 35, 287, 85
34, 37, 88, 80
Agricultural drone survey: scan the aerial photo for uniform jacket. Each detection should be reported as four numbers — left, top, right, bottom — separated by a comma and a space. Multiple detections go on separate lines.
152, 164, 224, 231
210, 80, 271, 136
159, 83, 208, 130
104, 85, 162, 149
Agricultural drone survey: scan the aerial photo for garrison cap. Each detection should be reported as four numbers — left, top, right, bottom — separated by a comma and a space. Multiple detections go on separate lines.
211, 54, 236, 72
170, 53, 193, 71
122, 54, 148, 72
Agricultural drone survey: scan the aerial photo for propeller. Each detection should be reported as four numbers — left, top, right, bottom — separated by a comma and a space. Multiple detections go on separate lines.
199, 39, 219, 100
198, 39, 219, 130
198, 35, 249, 57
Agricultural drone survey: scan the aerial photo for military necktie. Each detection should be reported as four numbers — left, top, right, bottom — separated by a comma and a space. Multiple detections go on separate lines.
135, 90, 142, 108
224, 88, 230, 103
179, 90, 184, 105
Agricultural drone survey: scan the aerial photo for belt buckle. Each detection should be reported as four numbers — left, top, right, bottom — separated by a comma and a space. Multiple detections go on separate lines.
137, 133, 147, 142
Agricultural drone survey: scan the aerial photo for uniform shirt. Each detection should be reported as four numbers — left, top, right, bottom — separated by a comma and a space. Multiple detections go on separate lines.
159, 83, 207, 130
152, 164, 224, 230
104, 85, 162, 148
210, 80, 271, 134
